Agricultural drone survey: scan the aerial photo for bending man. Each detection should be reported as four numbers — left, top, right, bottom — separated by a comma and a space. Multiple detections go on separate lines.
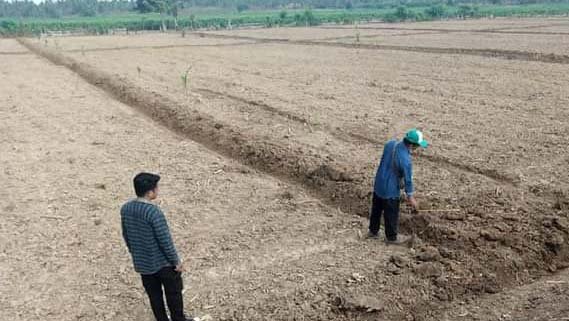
368, 129, 428, 243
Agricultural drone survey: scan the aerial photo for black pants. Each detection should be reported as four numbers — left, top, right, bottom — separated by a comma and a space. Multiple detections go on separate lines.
369, 193, 400, 241
141, 266, 186, 321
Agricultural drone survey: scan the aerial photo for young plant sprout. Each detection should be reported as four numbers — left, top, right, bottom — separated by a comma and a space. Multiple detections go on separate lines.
181, 66, 192, 93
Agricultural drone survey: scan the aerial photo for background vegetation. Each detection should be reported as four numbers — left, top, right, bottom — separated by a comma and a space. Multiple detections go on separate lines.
1, 0, 568, 36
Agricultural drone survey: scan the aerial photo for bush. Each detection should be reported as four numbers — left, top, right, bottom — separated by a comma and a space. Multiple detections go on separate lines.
395, 6, 411, 20
425, 4, 447, 18
294, 9, 320, 26
457, 4, 480, 18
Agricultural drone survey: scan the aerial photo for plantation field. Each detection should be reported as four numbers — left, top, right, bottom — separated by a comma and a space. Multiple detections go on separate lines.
333, 30, 569, 54
205, 18, 569, 54
2, 17, 569, 321
331, 16, 569, 30
206, 26, 434, 40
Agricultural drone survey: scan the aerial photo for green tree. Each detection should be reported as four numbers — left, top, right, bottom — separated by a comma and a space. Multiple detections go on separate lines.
458, 4, 479, 18
136, 0, 157, 13
425, 4, 446, 18
395, 5, 410, 20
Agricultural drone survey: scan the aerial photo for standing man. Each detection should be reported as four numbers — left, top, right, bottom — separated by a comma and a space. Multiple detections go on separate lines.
368, 129, 428, 243
121, 172, 192, 321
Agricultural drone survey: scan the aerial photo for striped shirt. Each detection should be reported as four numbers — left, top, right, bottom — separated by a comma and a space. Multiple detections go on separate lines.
120, 199, 180, 275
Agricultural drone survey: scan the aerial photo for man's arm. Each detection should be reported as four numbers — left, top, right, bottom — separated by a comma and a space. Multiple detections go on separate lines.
120, 211, 131, 253
401, 153, 417, 209
151, 208, 180, 266
402, 159, 414, 197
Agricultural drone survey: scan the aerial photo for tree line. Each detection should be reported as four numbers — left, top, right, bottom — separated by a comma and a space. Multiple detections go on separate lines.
2, 0, 568, 19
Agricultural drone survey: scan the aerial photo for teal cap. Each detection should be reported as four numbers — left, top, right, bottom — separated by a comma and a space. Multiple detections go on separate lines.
405, 128, 428, 148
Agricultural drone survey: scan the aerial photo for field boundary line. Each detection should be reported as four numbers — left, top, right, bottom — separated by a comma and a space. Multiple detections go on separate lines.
62, 41, 260, 53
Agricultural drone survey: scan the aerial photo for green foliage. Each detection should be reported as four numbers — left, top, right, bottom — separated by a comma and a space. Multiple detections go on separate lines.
294, 8, 320, 26
181, 66, 192, 92
2, 4, 569, 36
425, 4, 447, 18
395, 5, 412, 20
457, 4, 480, 18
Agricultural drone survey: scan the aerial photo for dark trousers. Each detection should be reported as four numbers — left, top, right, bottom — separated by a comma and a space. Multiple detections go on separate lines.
369, 193, 400, 241
141, 266, 186, 321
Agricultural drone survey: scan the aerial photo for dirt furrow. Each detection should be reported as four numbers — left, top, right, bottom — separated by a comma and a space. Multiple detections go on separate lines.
196, 84, 521, 187
0, 51, 32, 55
62, 41, 259, 53
316, 31, 439, 42
197, 85, 521, 186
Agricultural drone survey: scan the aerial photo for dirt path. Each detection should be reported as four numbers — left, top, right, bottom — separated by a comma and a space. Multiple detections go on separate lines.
0, 39, 443, 321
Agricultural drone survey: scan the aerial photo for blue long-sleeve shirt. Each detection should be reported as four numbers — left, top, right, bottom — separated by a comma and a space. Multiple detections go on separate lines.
121, 199, 180, 275
373, 139, 414, 199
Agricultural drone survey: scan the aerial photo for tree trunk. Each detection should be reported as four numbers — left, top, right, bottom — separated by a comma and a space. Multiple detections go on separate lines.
160, 12, 167, 32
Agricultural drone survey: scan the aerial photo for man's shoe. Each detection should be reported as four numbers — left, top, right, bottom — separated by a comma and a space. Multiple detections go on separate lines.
385, 235, 410, 245
367, 232, 380, 239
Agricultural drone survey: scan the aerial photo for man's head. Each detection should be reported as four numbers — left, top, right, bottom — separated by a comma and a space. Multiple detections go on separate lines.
134, 172, 161, 200
403, 128, 428, 152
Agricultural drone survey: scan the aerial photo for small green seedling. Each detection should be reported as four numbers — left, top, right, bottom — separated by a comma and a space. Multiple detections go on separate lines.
181, 66, 192, 93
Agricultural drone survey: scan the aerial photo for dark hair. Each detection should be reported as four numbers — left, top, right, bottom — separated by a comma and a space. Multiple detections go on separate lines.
133, 172, 161, 197
403, 138, 418, 146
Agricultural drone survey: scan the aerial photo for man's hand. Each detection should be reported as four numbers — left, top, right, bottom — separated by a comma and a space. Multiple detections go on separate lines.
407, 195, 418, 212
175, 263, 185, 273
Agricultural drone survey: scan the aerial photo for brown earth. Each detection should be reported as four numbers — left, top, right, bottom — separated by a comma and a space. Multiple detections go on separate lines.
0, 41, 434, 321
436, 269, 569, 321
2, 17, 569, 320
0, 38, 30, 54
40, 33, 256, 52
319, 17, 569, 31
527, 25, 569, 33
328, 31, 569, 55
